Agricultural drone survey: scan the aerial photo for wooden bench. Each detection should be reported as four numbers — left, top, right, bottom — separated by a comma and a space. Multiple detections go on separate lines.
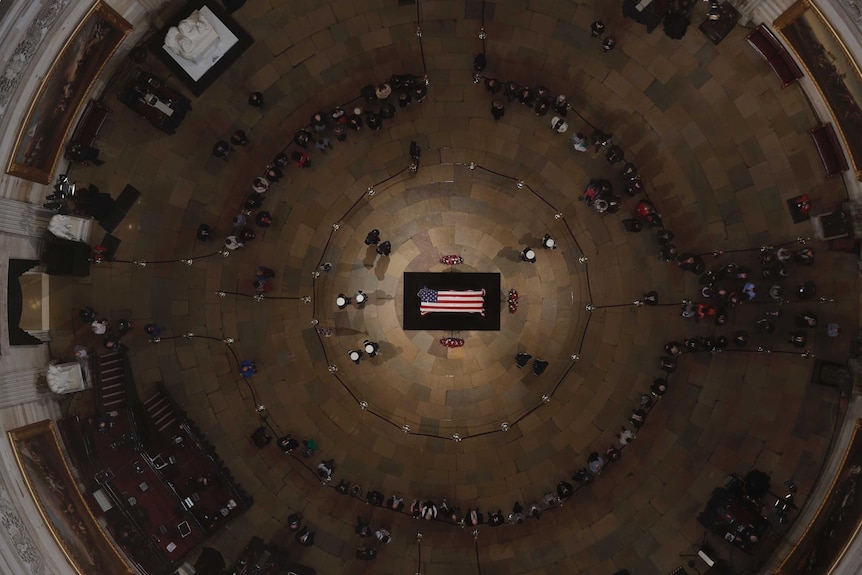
65, 99, 110, 164
67, 99, 110, 150
808, 123, 849, 178
745, 24, 803, 88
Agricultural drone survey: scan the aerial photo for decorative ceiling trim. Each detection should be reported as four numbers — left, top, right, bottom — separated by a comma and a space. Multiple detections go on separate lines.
0, 470, 46, 574
0, 0, 72, 120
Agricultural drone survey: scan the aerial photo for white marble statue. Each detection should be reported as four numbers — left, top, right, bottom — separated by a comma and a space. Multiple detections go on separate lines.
163, 10, 220, 64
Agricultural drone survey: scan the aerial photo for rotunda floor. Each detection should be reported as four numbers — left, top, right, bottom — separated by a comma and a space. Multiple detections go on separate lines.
48, 2, 857, 574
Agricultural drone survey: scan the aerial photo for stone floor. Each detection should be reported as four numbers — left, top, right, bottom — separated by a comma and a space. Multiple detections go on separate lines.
46, 1, 858, 574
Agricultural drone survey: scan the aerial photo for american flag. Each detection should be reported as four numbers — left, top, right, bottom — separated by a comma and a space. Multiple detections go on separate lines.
418, 287, 486, 316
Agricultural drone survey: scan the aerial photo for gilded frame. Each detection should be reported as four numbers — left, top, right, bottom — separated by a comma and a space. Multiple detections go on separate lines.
774, 419, 862, 575
5, 1, 131, 184
7, 420, 133, 575
775, 0, 862, 180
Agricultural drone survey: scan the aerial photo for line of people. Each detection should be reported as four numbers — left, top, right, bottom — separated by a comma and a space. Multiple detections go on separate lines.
206, 74, 424, 257
287, 342, 675, 539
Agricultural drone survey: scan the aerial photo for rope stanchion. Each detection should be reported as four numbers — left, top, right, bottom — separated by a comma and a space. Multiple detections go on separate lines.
416, 532, 423, 575
695, 237, 811, 258
415, 0, 428, 75
200, 152, 830, 445
474, 529, 482, 575
149, 331, 291, 438
304, 159, 618, 440
214, 290, 304, 301
590, 300, 686, 310
93, 248, 230, 267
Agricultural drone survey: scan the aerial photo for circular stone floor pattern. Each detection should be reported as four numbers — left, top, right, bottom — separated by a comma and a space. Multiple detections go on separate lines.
52, 1, 855, 574
317, 170, 589, 436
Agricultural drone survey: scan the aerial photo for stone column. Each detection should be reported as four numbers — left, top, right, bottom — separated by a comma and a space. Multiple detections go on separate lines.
126, 0, 175, 27
0, 368, 48, 408
725, 0, 766, 24
0, 198, 53, 238
725, 0, 795, 25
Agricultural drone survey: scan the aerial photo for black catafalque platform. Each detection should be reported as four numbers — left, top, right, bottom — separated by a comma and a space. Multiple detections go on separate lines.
402, 272, 501, 331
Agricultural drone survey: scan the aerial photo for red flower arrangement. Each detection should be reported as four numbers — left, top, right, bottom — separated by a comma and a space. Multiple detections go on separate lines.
440, 255, 463, 265
508, 289, 519, 313
91, 245, 107, 263
440, 337, 464, 348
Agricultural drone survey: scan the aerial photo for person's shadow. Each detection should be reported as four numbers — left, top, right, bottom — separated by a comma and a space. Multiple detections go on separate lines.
498, 247, 522, 263
373, 340, 403, 361
375, 255, 390, 280
518, 233, 542, 247
363, 245, 378, 268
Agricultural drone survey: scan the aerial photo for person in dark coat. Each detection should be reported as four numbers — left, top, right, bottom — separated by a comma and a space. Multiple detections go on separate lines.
230, 130, 250, 146
294, 128, 312, 148
365, 229, 381, 245
196, 224, 212, 241
255, 211, 272, 227
310, 112, 327, 132
788, 330, 808, 348
212, 140, 231, 161
287, 512, 302, 530
532, 359, 549, 376
377, 241, 392, 256
622, 219, 642, 233
491, 99, 505, 121
485, 77, 502, 93
365, 111, 382, 130
244, 193, 264, 210
380, 102, 396, 119
295, 527, 315, 546
412, 82, 428, 102
248, 92, 264, 107
79, 306, 98, 322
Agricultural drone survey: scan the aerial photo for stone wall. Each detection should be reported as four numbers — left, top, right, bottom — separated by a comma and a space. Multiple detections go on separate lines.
0, 1, 157, 573
732, 0, 862, 200
0, 0, 153, 203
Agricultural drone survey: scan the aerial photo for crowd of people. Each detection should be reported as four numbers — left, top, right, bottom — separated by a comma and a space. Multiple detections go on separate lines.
479, 65, 651, 234
272, 376, 663, 550
667, 244, 834, 351
264, 327, 683, 549
77, 302, 174, 351
78, 305, 135, 351
68, 27, 842, 565
203, 75, 424, 268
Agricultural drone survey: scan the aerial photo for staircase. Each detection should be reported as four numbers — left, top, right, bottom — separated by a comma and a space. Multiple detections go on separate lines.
95, 352, 128, 411
143, 387, 177, 433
